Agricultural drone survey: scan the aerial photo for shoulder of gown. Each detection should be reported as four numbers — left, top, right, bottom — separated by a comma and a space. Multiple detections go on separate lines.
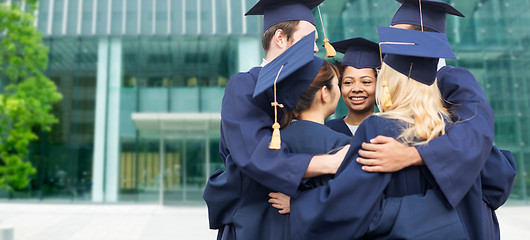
325, 118, 352, 137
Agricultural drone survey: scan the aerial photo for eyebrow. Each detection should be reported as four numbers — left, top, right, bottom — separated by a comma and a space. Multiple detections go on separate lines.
343, 76, 374, 81
361, 76, 375, 80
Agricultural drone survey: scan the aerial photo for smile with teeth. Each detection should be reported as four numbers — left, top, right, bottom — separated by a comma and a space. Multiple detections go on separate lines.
350, 96, 367, 101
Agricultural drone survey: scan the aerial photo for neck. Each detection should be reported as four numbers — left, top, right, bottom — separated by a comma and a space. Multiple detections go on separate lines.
265, 48, 283, 62
344, 108, 374, 126
297, 108, 326, 125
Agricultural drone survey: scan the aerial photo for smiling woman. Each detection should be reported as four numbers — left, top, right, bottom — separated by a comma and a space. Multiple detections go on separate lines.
340, 66, 377, 122
325, 37, 381, 136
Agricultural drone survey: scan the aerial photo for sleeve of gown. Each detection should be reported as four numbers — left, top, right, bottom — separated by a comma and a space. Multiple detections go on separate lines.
416, 66, 494, 208
481, 146, 517, 210
289, 116, 392, 240
220, 72, 312, 196
203, 155, 243, 229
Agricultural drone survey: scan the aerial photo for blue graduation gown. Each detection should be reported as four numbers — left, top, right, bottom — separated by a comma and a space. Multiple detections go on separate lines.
203, 121, 350, 240
204, 67, 312, 239
478, 147, 516, 239
325, 67, 515, 234
481, 148, 516, 210
205, 154, 291, 240
416, 66, 516, 239
318, 66, 515, 239
218, 67, 312, 196
282, 120, 351, 189
290, 115, 466, 240
325, 118, 352, 137
418, 66, 493, 207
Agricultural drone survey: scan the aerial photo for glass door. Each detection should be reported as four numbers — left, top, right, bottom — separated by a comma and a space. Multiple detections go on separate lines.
162, 132, 209, 204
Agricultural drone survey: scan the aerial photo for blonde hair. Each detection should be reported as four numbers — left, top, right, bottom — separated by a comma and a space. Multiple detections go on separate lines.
375, 63, 451, 146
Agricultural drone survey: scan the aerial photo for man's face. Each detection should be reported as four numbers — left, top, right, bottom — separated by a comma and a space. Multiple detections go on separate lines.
288, 21, 319, 53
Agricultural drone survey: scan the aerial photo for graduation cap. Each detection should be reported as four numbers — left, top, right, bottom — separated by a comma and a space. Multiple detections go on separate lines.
253, 31, 324, 149
245, 0, 324, 32
377, 26, 455, 106
331, 37, 381, 69
391, 0, 465, 33
246, 0, 336, 57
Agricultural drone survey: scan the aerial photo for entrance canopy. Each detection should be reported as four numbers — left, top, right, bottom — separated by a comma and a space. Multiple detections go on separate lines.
132, 113, 221, 136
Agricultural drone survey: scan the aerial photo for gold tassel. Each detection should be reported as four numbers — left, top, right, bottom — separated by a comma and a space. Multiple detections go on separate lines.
269, 122, 282, 149
323, 38, 336, 58
419, 0, 424, 32
382, 80, 392, 108
318, 6, 336, 58
269, 65, 285, 149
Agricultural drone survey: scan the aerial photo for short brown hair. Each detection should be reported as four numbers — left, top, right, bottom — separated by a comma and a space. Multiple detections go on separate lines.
411, 25, 436, 32
262, 20, 300, 52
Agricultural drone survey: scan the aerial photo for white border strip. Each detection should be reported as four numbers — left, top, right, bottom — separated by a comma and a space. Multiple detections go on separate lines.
77, 0, 83, 34
167, 0, 171, 34
107, 0, 112, 34
152, 0, 156, 34
182, 0, 186, 34
122, 0, 126, 34
138, 0, 142, 34
211, 0, 216, 34
241, 0, 246, 34
92, 0, 97, 35
227, 0, 231, 34
62, 0, 68, 34
197, 0, 201, 34
47, 0, 54, 35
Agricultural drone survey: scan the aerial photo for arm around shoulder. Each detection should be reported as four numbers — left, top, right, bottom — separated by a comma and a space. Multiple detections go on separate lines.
221, 71, 312, 196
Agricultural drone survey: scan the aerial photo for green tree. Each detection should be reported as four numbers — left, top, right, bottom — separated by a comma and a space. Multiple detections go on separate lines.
0, 1, 62, 191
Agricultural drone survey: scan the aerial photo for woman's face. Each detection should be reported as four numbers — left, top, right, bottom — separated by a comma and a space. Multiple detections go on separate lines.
341, 66, 377, 113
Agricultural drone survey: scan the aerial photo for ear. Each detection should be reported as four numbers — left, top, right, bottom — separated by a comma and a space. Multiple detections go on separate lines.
320, 86, 329, 103
273, 29, 288, 49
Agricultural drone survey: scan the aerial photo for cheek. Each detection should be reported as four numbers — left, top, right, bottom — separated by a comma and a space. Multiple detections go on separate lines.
291, 33, 302, 45
341, 86, 350, 97
366, 86, 377, 99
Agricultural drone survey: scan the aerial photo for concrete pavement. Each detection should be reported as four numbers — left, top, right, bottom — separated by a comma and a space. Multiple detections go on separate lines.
0, 202, 217, 240
0, 202, 528, 239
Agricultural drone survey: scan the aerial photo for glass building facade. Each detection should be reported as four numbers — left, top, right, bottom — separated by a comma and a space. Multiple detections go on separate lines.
1, 0, 529, 204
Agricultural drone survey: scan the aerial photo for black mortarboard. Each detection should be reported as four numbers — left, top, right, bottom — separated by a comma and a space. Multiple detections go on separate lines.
391, 0, 465, 33
246, 0, 324, 32
377, 26, 455, 85
331, 37, 381, 69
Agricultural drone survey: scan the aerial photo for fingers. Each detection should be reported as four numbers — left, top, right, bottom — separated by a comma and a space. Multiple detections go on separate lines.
358, 158, 399, 173
269, 197, 285, 205
358, 149, 378, 159
361, 141, 384, 152
363, 136, 400, 153
269, 192, 289, 198
269, 192, 280, 198
356, 157, 379, 166
279, 208, 290, 214
369, 135, 395, 144
272, 203, 283, 209
361, 165, 384, 172
268, 198, 279, 204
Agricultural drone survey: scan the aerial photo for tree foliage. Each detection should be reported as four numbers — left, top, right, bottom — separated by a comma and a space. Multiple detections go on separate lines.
0, 1, 62, 191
